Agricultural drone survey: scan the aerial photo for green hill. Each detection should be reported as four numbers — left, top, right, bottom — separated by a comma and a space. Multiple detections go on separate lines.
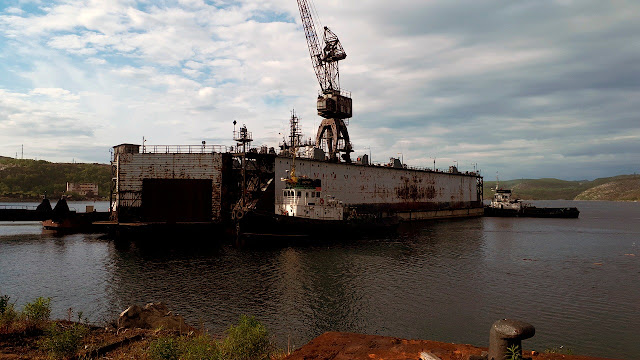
573, 175, 640, 201
0, 156, 111, 200
483, 175, 640, 201
1, 156, 638, 202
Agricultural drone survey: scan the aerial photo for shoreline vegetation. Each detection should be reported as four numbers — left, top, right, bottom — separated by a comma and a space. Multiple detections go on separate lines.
483, 175, 640, 201
2, 156, 639, 202
0, 293, 619, 360
0, 156, 110, 202
0, 292, 288, 360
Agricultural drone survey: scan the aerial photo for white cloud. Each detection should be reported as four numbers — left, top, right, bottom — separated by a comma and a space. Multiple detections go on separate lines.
0, 0, 638, 178
30, 87, 65, 95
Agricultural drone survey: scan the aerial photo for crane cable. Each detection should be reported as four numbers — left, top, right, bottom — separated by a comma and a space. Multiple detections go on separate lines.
308, 0, 324, 41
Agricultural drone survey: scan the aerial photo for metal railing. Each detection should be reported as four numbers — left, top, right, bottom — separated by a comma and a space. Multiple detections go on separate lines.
142, 144, 229, 154
0, 205, 38, 210
318, 88, 352, 98
366, 162, 481, 176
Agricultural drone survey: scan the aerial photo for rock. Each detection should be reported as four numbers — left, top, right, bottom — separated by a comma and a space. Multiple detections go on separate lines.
420, 351, 441, 360
118, 302, 190, 332
468, 355, 487, 360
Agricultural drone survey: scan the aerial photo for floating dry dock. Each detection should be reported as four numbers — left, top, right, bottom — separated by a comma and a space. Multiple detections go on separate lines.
106, 142, 483, 235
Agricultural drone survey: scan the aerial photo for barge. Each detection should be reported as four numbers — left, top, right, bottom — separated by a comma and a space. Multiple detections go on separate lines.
484, 188, 579, 218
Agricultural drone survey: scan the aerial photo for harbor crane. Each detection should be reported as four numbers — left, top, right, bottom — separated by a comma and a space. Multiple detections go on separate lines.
296, 0, 353, 162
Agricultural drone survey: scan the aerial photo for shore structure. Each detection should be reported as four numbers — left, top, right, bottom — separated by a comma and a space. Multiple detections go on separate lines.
98, 0, 485, 236
105, 122, 483, 237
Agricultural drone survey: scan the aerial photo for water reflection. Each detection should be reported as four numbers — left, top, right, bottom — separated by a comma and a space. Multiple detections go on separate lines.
102, 218, 488, 348
1, 201, 639, 359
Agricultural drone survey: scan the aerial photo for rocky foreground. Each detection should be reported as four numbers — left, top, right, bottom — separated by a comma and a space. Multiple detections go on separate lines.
285, 332, 617, 360
0, 302, 622, 360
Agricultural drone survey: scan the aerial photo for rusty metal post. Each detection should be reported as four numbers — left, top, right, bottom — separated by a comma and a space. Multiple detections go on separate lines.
488, 319, 535, 360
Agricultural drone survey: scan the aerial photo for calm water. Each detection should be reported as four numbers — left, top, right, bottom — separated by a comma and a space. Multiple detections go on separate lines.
0, 201, 638, 359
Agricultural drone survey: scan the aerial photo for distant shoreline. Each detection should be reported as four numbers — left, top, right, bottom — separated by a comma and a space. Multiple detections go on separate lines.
0, 197, 108, 202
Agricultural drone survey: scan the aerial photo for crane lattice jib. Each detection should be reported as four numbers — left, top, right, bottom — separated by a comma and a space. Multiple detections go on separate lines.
297, 0, 327, 90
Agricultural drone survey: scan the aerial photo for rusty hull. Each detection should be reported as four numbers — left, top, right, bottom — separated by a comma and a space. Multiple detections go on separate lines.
274, 158, 482, 217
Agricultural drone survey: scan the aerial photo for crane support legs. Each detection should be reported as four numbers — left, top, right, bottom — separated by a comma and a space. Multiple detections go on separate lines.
316, 118, 352, 163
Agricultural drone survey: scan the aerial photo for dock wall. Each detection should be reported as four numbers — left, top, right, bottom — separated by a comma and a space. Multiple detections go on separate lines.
274, 158, 482, 219
113, 152, 228, 222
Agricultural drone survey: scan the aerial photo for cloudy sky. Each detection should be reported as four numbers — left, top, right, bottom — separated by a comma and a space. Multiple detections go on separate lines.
0, 0, 638, 180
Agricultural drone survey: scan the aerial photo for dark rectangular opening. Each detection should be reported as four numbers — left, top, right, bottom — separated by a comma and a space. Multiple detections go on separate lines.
142, 179, 212, 222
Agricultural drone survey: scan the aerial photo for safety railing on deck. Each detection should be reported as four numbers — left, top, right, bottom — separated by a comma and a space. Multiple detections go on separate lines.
367, 163, 480, 176
142, 145, 230, 154
0, 205, 38, 210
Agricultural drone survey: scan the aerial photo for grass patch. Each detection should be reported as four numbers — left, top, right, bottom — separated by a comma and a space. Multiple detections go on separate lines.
544, 345, 574, 355
40, 322, 89, 359
220, 315, 274, 360
148, 336, 180, 360
148, 315, 278, 360
23, 296, 51, 330
180, 335, 220, 360
0, 294, 19, 332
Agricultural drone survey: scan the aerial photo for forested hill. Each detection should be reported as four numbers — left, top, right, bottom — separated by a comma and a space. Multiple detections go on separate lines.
483, 175, 640, 201
0, 156, 111, 200
1, 155, 638, 201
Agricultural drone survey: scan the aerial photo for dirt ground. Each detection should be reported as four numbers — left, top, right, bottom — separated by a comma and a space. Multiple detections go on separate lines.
1, 325, 619, 360
0, 321, 156, 360
283, 332, 618, 360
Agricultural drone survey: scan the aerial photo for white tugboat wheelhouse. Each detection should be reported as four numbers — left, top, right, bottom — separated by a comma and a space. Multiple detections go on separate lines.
277, 177, 343, 221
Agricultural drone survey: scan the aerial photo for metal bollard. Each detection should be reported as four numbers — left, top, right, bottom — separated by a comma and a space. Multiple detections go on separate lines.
488, 319, 535, 360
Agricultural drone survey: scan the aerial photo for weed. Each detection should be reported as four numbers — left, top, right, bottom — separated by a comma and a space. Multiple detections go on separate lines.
23, 297, 51, 329
0, 302, 19, 332
220, 315, 275, 360
506, 344, 522, 360
41, 322, 88, 359
146, 316, 278, 360
148, 336, 180, 360
76, 310, 89, 324
0, 294, 10, 315
180, 335, 220, 360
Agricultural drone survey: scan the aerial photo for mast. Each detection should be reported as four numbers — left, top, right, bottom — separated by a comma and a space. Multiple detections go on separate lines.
289, 110, 301, 183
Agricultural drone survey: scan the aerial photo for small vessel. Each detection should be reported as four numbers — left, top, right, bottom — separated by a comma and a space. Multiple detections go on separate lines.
277, 178, 343, 221
42, 196, 109, 232
484, 188, 579, 218
237, 175, 398, 238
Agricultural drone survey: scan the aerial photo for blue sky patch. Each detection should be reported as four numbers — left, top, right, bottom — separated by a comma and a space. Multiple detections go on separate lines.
250, 11, 296, 24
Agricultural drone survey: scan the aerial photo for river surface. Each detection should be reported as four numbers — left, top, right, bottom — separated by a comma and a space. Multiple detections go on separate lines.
0, 200, 638, 359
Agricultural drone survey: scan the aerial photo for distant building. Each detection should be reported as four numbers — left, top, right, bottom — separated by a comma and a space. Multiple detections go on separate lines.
66, 182, 98, 197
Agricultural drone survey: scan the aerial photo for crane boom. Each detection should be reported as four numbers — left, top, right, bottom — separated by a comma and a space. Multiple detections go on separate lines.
297, 0, 325, 89
296, 0, 347, 92
296, 0, 353, 162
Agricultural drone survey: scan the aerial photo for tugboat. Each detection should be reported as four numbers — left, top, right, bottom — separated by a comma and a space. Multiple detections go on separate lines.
484, 187, 579, 218
277, 178, 343, 221
237, 173, 398, 238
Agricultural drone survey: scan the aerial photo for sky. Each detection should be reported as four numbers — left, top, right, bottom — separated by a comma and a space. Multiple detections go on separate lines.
0, 0, 638, 180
